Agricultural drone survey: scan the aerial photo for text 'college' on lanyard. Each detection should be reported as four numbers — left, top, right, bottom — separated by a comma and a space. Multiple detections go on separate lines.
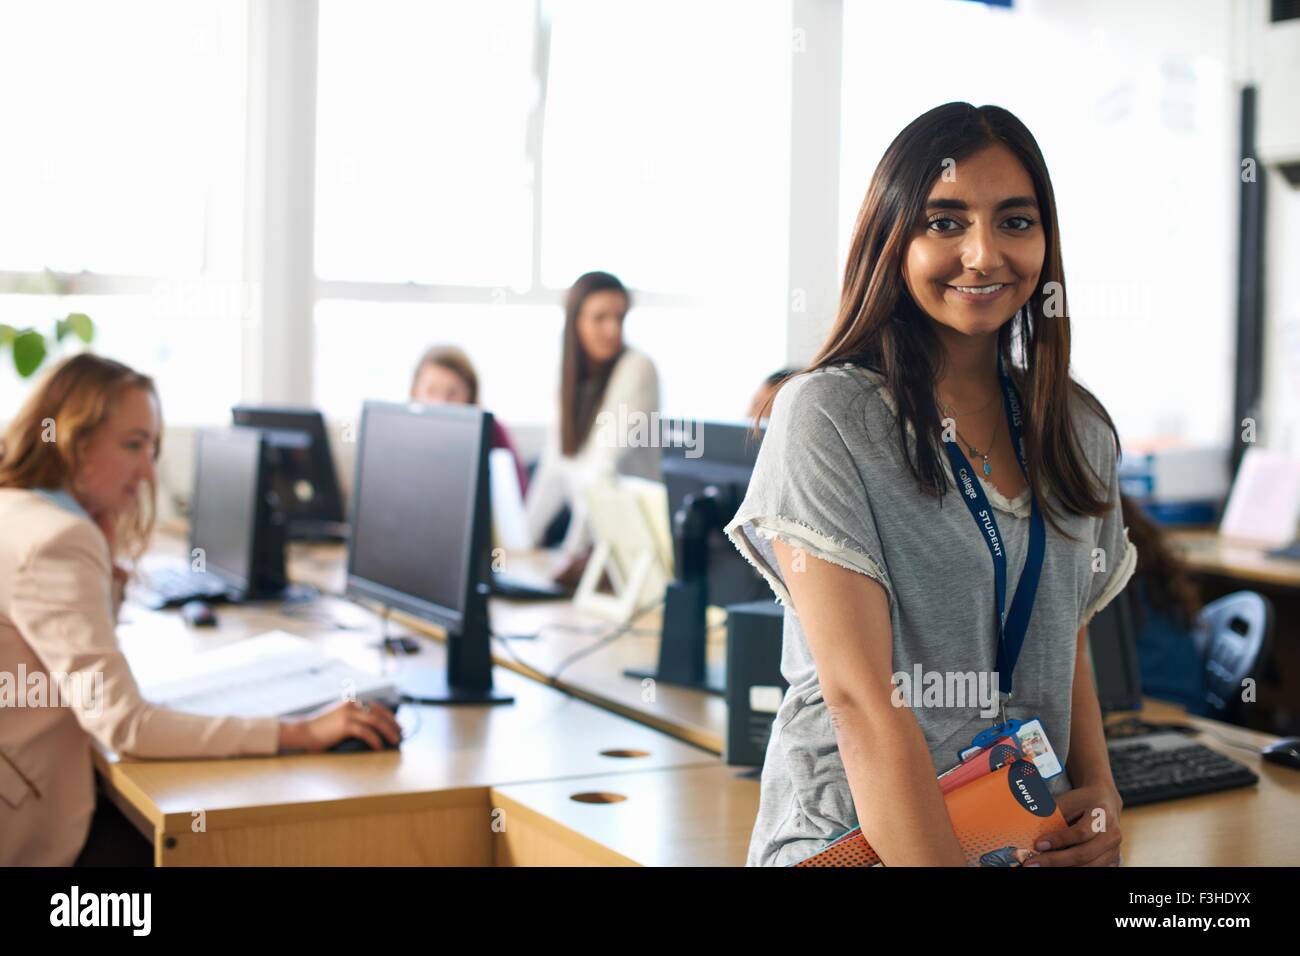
940, 353, 1046, 728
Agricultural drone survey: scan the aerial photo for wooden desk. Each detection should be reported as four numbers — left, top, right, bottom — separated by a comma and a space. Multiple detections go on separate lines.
101, 599, 718, 866
149, 533, 732, 755
1102, 699, 1300, 866
128, 536, 1300, 866
1168, 529, 1300, 589
492, 764, 758, 867
488, 698, 1300, 867
487, 598, 729, 754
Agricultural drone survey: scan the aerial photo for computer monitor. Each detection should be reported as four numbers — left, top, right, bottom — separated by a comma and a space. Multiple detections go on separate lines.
1086, 587, 1144, 713
345, 400, 511, 705
623, 419, 768, 693
190, 427, 288, 599
231, 405, 347, 541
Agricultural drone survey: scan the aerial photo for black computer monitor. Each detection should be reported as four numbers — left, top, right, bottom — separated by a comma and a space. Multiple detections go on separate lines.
345, 400, 511, 705
190, 427, 287, 599
623, 419, 768, 694
1087, 587, 1144, 713
231, 405, 347, 541
662, 420, 769, 602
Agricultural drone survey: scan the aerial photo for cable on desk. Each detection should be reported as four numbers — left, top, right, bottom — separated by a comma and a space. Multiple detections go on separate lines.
491, 597, 667, 687
1190, 725, 1267, 755
276, 600, 370, 631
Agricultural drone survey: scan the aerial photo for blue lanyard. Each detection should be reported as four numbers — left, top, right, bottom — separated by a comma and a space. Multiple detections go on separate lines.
939, 355, 1045, 703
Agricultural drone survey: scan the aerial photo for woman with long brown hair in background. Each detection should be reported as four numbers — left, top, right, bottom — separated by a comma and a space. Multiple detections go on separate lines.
1120, 494, 1207, 715
525, 270, 660, 584
0, 354, 399, 865
727, 102, 1134, 866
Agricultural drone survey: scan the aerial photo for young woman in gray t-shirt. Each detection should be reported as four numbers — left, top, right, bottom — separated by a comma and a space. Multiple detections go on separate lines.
728, 103, 1133, 867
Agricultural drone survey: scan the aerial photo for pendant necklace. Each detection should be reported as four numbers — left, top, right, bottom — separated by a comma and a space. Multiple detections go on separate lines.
939, 393, 1001, 477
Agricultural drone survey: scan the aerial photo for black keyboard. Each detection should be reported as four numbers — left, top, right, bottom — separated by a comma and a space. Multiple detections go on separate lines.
135, 567, 233, 609
1108, 733, 1258, 807
490, 572, 569, 601
1267, 541, 1300, 561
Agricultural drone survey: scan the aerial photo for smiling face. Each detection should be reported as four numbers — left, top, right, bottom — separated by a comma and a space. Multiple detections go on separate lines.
72, 385, 160, 519
574, 289, 627, 365
902, 144, 1045, 341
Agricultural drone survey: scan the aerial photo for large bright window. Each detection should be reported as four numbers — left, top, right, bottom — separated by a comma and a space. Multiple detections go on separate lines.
540, 0, 790, 298
839, 0, 1236, 448
314, 0, 537, 288
0, 0, 248, 421
313, 0, 792, 429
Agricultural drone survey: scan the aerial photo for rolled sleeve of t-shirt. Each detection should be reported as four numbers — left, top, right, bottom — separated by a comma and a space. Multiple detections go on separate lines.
724, 371, 892, 609
1080, 431, 1138, 628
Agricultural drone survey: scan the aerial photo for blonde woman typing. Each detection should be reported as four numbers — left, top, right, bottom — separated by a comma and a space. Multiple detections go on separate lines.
0, 354, 400, 866
525, 271, 661, 584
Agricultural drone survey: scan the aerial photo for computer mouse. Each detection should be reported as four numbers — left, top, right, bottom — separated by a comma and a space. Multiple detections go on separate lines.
179, 600, 218, 627
328, 734, 402, 754
1261, 737, 1300, 770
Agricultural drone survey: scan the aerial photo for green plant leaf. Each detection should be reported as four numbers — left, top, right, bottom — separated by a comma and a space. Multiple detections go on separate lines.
13, 330, 47, 377
64, 312, 94, 343
0, 324, 15, 347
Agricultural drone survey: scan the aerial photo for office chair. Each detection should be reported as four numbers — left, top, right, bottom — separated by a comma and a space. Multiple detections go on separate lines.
1195, 591, 1273, 725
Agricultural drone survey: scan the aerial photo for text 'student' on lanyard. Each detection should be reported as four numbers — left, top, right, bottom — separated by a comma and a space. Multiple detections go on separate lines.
940, 354, 1046, 716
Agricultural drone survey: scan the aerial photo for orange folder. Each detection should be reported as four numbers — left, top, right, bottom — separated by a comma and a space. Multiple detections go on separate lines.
793, 759, 1065, 867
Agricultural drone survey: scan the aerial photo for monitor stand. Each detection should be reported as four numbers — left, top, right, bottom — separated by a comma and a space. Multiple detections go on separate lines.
397, 671, 514, 705
623, 493, 726, 695
623, 580, 724, 695
396, 597, 514, 706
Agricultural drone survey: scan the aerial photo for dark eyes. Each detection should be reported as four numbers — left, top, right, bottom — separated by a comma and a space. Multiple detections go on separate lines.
925, 215, 1037, 233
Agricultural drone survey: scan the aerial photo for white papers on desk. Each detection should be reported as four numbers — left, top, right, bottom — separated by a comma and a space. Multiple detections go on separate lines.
1219, 449, 1300, 547
138, 630, 397, 718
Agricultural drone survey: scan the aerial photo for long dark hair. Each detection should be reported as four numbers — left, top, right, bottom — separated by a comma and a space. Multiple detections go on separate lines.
560, 270, 630, 455
765, 102, 1118, 535
1121, 495, 1202, 630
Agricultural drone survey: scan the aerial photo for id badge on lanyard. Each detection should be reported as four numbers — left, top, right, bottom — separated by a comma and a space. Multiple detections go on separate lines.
941, 354, 1046, 740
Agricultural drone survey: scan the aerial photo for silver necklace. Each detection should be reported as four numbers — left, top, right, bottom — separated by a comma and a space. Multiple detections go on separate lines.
938, 392, 1002, 477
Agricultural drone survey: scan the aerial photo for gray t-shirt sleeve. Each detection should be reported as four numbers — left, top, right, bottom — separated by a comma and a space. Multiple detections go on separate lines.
1079, 405, 1138, 628
724, 370, 891, 609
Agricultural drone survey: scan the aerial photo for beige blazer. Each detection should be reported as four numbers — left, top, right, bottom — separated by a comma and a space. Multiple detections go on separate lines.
0, 488, 278, 865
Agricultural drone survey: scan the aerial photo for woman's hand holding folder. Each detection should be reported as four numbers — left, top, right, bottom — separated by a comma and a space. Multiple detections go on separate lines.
1023, 782, 1123, 866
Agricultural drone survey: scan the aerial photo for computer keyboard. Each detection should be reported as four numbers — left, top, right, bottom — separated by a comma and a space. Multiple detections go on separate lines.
1267, 541, 1300, 561
491, 571, 569, 601
135, 566, 233, 609
1108, 732, 1258, 807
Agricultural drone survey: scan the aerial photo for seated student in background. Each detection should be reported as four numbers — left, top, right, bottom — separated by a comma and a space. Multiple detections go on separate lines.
0, 354, 400, 866
748, 368, 798, 423
1119, 493, 1209, 716
410, 344, 528, 495
525, 271, 660, 582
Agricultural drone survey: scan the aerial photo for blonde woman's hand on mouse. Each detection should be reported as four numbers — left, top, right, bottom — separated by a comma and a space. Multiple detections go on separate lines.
277, 700, 402, 753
